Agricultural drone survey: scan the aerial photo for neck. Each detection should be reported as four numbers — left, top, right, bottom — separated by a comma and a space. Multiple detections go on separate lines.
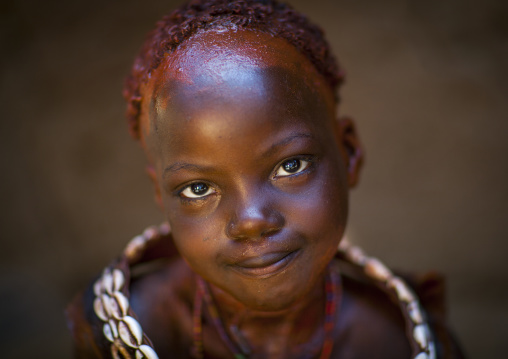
200, 267, 335, 358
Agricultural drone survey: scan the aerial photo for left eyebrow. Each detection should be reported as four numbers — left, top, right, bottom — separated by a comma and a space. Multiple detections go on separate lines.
262, 133, 314, 158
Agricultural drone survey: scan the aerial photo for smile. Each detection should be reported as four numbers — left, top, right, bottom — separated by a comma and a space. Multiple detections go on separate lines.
231, 250, 300, 278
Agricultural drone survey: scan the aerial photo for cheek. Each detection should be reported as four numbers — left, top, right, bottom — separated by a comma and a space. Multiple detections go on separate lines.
286, 162, 348, 246
292, 166, 348, 229
166, 210, 226, 273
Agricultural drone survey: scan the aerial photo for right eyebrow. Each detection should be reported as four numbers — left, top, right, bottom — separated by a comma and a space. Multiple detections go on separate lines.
163, 162, 213, 178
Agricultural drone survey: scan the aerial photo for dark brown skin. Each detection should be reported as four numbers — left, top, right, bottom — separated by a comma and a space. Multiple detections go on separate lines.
129, 28, 410, 358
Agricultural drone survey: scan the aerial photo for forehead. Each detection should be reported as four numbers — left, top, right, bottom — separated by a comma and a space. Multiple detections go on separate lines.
139, 28, 335, 151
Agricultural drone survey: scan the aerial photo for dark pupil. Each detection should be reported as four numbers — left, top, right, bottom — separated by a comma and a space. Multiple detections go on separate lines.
283, 159, 300, 173
191, 183, 208, 195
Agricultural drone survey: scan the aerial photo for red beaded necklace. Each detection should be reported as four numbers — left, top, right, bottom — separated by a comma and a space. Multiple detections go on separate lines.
191, 264, 342, 359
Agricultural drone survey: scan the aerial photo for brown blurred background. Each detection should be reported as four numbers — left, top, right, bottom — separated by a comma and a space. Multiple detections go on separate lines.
1, 0, 507, 357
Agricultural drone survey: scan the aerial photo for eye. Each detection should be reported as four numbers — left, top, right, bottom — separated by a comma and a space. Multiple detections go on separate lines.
180, 182, 214, 198
274, 158, 310, 177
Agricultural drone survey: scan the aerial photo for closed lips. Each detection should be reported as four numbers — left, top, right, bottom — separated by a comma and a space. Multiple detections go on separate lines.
230, 250, 300, 277
236, 251, 294, 268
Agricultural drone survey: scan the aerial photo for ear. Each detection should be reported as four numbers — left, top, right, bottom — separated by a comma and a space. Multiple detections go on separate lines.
334, 116, 364, 188
146, 164, 164, 210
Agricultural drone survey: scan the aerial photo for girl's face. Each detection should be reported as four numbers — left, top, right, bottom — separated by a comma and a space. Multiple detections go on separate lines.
140, 29, 360, 311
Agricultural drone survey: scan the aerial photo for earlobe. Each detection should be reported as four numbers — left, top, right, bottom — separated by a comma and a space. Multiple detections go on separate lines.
334, 117, 364, 188
146, 164, 164, 210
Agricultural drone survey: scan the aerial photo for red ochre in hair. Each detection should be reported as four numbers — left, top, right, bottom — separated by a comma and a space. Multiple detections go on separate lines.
123, 0, 344, 140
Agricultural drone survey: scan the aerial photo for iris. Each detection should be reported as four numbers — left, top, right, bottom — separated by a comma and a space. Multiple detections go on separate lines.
282, 159, 300, 173
191, 182, 208, 195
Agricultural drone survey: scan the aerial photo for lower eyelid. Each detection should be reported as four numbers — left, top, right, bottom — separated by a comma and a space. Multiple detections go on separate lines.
178, 192, 216, 206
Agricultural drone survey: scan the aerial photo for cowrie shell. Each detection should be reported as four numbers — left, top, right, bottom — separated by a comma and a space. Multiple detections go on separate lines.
408, 301, 423, 324
102, 272, 114, 295
93, 279, 103, 296
365, 258, 392, 282
119, 316, 143, 348
113, 291, 129, 317
113, 269, 125, 292
414, 352, 430, 359
143, 227, 158, 240
109, 295, 122, 320
93, 297, 108, 321
388, 277, 415, 303
137, 345, 159, 359
428, 341, 437, 359
347, 246, 367, 265
338, 238, 351, 251
109, 319, 118, 338
413, 324, 428, 349
159, 222, 171, 236
125, 235, 145, 259
101, 294, 113, 317
103, 323, 114, 342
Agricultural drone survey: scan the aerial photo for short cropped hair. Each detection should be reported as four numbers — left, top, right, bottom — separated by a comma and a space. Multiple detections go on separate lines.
124, 0, 344, 140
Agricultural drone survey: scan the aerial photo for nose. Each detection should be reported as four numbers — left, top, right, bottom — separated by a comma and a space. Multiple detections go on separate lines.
226, 195, 284, 241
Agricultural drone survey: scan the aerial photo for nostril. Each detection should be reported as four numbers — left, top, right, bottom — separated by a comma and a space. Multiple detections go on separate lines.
226, 220, 249, 240
226, 221, 239, 239
260, 226, 281, 238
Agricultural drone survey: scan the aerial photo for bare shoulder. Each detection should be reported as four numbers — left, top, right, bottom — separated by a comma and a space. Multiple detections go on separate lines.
129, 257, 196, 357
331, 260, 412, 359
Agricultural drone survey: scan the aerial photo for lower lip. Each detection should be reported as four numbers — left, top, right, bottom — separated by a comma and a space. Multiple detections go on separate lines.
231, 250, 300, 278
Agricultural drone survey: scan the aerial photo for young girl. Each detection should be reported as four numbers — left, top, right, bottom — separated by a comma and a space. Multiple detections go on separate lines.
66, 1, 464, 358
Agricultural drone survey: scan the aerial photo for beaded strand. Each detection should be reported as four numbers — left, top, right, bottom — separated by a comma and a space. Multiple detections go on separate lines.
192, 263, 341, 359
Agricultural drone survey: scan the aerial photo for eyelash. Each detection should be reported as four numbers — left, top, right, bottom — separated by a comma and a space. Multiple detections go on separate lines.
177, 155, 315, 201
